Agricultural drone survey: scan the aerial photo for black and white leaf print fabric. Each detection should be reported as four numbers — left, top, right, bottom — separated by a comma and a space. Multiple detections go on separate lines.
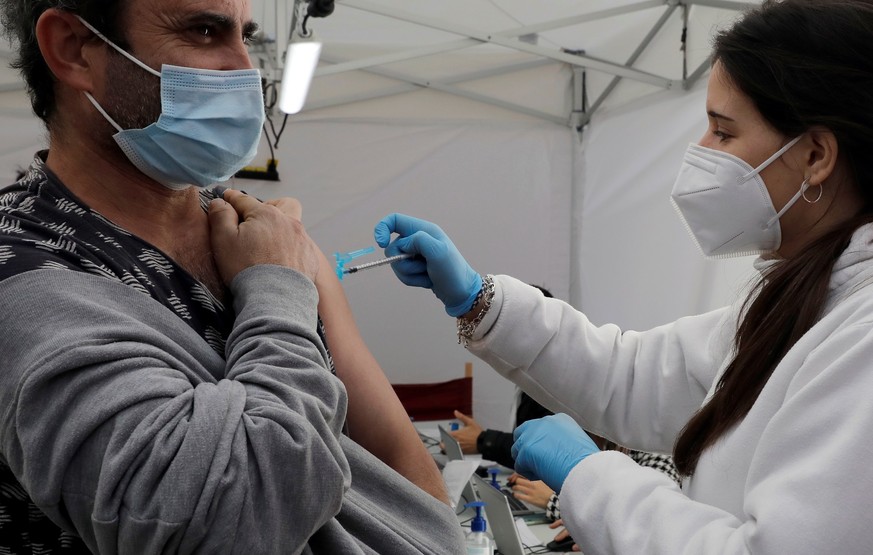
0, 153, 234, 357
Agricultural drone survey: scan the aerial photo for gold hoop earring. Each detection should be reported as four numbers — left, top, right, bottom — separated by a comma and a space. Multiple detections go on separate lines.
802, 179, 823, 204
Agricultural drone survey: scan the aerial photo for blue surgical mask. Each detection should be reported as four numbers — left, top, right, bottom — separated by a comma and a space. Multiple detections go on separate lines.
78, 17, 265, 190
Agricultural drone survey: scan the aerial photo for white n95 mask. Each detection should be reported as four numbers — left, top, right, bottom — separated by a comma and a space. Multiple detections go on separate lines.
670, 136, 807, 258
78, 17, 265, 190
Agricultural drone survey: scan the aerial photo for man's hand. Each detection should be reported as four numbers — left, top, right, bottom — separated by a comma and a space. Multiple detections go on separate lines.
208, 190, 320, 285
449, 410, 483, 454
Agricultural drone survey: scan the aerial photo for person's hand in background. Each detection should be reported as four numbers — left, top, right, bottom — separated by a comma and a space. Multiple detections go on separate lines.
507, 473, 554, 509
449, 410, 483, 454
548, 520, 580, 552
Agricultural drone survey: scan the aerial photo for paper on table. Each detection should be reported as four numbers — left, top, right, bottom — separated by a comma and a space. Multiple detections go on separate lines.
442, 460, 480, 509
515, 517, 544, 548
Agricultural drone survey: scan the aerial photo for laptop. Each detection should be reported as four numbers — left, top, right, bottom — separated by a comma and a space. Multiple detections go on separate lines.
439, 424, 466, 462
471, 473, 527, 555
438, 425, 541, 517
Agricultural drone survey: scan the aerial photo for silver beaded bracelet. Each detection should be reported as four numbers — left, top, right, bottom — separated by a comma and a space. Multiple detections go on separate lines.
457, 274, 495, 346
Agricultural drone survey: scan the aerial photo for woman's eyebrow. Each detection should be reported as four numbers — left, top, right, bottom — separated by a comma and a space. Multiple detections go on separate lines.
707, 110, 735, 122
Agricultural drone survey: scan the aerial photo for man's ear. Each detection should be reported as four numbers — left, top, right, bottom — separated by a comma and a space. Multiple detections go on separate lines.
35, 9, 102, 93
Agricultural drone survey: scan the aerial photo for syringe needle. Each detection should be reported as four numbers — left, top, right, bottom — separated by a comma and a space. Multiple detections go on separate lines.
343, 253, 413, 274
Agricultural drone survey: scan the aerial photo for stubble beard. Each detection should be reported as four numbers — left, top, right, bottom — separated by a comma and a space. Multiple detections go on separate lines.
94, 47, 162, 156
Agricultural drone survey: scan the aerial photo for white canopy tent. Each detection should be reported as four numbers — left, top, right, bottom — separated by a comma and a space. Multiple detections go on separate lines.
0, 0, 760, 430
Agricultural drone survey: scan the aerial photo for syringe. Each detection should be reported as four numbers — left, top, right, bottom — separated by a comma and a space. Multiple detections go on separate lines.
343, 253, 413, 275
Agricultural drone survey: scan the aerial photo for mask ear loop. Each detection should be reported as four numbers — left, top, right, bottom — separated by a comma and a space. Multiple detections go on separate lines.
802, 179, 823, 203
83, 92, 124, 133
765, 178, 814, 229
75, 16, 162, 77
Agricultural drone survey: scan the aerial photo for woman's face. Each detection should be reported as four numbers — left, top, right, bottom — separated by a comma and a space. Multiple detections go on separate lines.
699, 62, 809, 252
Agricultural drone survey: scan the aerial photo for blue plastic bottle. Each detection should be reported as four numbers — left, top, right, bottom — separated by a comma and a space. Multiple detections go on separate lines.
464, 501, 493, 555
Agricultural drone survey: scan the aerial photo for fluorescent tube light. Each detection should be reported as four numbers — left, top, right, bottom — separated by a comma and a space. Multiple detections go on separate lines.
278, 39, 322, 114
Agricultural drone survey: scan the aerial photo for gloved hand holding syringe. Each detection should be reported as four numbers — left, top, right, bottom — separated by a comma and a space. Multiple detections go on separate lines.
334, 246, 413, 280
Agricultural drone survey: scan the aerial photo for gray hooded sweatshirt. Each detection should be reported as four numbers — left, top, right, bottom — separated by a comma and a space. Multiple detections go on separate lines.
0, 266, 465, 554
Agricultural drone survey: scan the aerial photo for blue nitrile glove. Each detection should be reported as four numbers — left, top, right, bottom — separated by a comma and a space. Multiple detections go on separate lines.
511, 413, 600, 493
374, 213, 482, 317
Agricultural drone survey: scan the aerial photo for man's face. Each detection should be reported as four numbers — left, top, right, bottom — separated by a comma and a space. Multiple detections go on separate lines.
118, 0, 257, 71
100, 0, 258, 130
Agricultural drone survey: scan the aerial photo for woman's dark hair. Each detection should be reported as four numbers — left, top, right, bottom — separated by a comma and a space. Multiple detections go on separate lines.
530, 284, 554, 299
0, 0, 127, 125
673, 0, 873, 476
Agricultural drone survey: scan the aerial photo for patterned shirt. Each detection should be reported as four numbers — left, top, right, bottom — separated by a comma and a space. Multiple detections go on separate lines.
0, 152, 332, 553
545, 451, 679, 524
0, 153, 234, 355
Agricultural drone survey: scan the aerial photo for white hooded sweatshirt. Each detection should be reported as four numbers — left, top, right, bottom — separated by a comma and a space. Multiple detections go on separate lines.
467, 225, 873, 554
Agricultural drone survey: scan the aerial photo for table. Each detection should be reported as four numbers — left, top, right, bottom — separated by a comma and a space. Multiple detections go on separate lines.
415, 419, 576, 554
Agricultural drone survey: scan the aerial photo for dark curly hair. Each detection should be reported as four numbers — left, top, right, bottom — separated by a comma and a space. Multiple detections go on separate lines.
0, 0, 127, 125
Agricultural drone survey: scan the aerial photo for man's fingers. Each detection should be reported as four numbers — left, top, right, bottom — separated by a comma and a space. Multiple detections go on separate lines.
266, 197, 303, 220
208, 198, 238, 238
208, 192, 319, 285
221, 188, 263, 218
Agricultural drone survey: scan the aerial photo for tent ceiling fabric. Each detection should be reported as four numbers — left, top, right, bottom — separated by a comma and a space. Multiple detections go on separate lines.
0, 1, 759, 121
251, 0, 759, 126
